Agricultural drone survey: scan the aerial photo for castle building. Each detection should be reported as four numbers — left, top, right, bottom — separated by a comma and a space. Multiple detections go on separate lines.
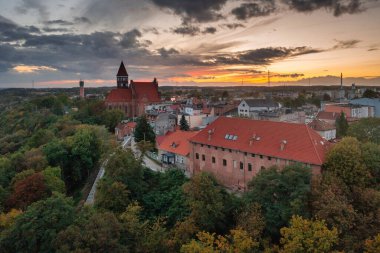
105, 61, 161, 117
189, 117, 330, 191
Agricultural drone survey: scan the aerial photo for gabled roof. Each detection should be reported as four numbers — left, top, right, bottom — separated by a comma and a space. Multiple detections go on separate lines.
189, 117, 330, 166
242, 99, 279, 108
117, 61, 128, 76
316, 111, 341, 121
131, 82, 160, 102
105, 88, 132, 103
158, 130, 199, 156
308, 119, 336, 131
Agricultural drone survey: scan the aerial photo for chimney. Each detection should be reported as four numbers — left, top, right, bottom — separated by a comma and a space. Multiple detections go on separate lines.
249, 133, 257, 146
208, 129, 213, 141
280, 140, 287, 151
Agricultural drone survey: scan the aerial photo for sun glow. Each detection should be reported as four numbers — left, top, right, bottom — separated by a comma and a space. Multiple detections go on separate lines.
13, 65, 58, 73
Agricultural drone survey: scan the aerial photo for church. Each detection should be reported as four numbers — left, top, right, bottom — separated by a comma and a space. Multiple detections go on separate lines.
105, 61, 161, 118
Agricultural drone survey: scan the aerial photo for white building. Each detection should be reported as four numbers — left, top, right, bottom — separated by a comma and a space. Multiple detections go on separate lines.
308, 119, 336, 141
238, 99, 280, 118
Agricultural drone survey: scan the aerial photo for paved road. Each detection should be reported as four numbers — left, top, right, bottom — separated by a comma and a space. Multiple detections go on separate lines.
85, 159, 107, 205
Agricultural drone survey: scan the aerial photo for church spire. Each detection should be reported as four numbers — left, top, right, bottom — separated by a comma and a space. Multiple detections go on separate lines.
116, 61, 129, 88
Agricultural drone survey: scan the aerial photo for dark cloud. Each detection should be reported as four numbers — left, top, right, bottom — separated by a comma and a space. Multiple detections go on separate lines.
15, 0, 49, 20
0, 15, 40, 42
158, 47, 179, 58
211, 46, 324, 65
202, 27, 217, 34
220, 23, 246, 30
333, 39, 361, 49
172, 25, 200, 36
232, 1, 276, 20
44, 20, 74, 26
42, 27, 72, 33
120, 29, 151, 49
282, 0, 364, 17
74, 17, 92, 24
150, 0, 227, 23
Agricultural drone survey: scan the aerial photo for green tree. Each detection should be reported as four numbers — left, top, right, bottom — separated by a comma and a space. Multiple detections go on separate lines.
0, 194, 75, 253
245, 164, 312, 238
105, 148, 145, 199
180, 115, 190, 131
362, 89, 379, 98
183, 172, 227, 232
55, 212, 127, 253
42, 167, 66, 193
95, 180, 130, 214
101, 109, 124, 132
361, 142, 380, 185
347, 118, 380, 144
324, 137, 369, 187
235, 202, 265, 240
280, 215, 338, 253
335, 112, 349, 138
134, 116, 155, 145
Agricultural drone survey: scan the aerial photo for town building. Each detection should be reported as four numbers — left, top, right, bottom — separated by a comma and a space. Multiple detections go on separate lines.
308, 119, 336, 140
350, 98, 380, 117
115, 121, 137, 141
157, 130, 199, 171
105, 61, 161, 118
324, 103, 374, 118
189, 117, 330, 191
79, 80, 85, 99
154, 113, 177, 136
238, 99, 280, 118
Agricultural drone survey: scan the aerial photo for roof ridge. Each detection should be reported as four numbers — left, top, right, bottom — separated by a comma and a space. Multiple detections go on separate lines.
305, 124, 323, 164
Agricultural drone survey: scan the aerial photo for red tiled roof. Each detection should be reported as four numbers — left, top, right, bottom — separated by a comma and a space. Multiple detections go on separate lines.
158, 130, 199, 156
132, 82, 160, 102
105, 88, 132, 103
117, 61, 128, 76
189, 117, 330, 166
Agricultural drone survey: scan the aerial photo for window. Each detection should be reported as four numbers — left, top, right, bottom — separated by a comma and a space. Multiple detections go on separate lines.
214, 146, 218, 150
244, 152, 247, 156
240, 162, 244, 170
195, 153, 199, 159
222, 148, 225, 151
260, 155, 263, 159
233, 160, 237, 168
261, 166, 265, 171
201, 144, 204, 147
268, 156, 272, 161
223, 159, 227, 166
229, 149, 232, 153
207, 145, 211, 148
248, 163, 252, 171
212, 157, 216, 163
202, 154, 205, 161
251, 154, 255, 158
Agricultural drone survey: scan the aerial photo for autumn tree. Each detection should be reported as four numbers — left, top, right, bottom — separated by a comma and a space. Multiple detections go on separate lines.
280, 215, 338, 253
180, 228, 257, 253
235, 202, 265, 240
364, 234, 380, 253
6, 173, 49, 210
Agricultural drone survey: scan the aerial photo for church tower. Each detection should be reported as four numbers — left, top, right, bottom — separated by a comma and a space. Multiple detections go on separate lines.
116, 61, 129, 88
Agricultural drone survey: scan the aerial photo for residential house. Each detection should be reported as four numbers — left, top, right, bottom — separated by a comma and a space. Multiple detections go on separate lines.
158, 130, 199, 170
308, 119, 336, 140
115, 121, 137, 141
324, 103, 374, 118
154, 113, 177, 135
350, 98, 380, 117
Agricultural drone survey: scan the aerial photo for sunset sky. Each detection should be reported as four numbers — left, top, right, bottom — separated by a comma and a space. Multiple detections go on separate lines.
0, 0, 379, 87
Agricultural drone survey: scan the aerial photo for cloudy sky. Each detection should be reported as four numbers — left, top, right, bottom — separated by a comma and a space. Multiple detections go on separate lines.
0, 0, 379, 88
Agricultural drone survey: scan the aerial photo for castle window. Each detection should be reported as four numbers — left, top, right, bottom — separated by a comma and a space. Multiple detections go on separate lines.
240, 162, 244, 170
223, 159, 227, 166
212, 157, 216, 163
248, 163, 252, 171
195, 153, 199, 159
202, 154, 205, 161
